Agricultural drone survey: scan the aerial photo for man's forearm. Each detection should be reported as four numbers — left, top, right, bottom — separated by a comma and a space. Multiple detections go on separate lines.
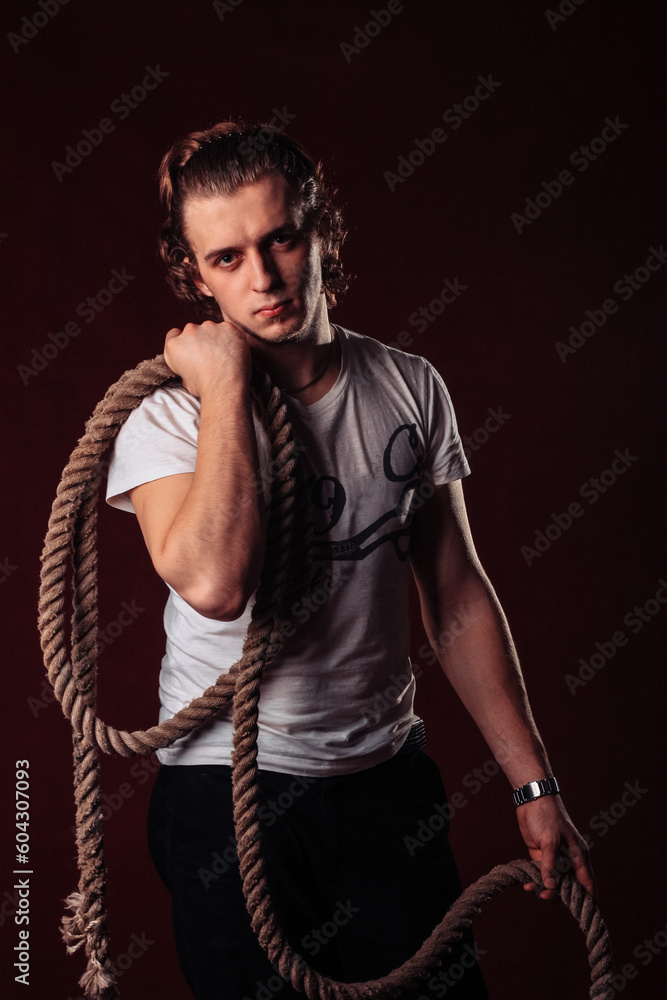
157, 383, 266, 619
425, 567, 554, 788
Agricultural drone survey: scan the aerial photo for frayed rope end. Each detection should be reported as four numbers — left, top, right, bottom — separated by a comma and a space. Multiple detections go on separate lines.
61, 892, 88, 953
61, 892, 118, 999
79, 961, 118, 1000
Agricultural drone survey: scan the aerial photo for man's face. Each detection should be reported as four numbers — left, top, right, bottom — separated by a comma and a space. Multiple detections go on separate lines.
183, 173, 326, 345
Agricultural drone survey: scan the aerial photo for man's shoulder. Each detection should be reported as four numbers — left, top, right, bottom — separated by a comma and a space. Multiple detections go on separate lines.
114, 381, 200, 447
338, 324, 431, 376
131, 381, 200, 418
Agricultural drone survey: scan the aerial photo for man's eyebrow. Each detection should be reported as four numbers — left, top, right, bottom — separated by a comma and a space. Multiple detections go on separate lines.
202, 224, 300, 263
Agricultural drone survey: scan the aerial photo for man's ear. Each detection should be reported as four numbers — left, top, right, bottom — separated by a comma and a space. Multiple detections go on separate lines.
184, 257, 214, 298
195, 277, 215, 298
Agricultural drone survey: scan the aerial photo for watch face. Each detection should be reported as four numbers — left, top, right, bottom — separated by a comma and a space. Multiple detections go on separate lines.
513, 778, 559, 806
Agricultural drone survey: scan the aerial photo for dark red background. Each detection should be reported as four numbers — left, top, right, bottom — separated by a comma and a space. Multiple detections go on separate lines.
2, 1, 665, 997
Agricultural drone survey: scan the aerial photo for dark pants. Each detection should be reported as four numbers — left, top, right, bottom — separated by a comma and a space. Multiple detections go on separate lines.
148, 747, 489, 1000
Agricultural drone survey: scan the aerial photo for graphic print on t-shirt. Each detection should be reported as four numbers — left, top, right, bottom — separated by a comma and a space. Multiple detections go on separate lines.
310, 421, 425, 563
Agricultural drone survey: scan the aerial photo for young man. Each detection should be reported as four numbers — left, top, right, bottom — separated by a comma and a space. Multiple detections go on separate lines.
106, 122, 595, 999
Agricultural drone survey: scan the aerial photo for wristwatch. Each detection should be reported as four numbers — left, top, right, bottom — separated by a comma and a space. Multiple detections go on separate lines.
512, 776, 560, 807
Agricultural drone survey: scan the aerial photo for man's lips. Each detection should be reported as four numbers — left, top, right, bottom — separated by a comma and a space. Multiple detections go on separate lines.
255, 300, 291, 317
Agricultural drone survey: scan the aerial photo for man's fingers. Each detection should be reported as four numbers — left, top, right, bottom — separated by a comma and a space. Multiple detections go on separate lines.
571, 850, 597, 899
540, 842, 559, 891
523, 880, 558, 901
523, 881, 542, 895
560, 836, 597, 899
163, 328, 184, 381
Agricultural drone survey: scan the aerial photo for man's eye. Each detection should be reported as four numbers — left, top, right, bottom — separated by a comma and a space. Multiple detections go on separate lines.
273, 233, 295, 246
217, 253, 236, 266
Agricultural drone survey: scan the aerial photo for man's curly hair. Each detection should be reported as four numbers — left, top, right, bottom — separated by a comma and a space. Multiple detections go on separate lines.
157, 120, 350, 320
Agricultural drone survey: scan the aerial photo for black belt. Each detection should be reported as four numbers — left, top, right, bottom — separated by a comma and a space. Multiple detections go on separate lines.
396, 717, 427, 755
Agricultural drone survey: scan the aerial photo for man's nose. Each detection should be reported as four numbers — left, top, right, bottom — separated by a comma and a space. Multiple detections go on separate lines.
249, 250, 282, 291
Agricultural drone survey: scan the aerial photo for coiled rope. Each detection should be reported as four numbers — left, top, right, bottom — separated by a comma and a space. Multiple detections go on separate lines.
38, 356, 615, 999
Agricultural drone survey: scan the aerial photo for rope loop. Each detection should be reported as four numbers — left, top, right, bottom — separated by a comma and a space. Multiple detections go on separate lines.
38, 355, 615, 999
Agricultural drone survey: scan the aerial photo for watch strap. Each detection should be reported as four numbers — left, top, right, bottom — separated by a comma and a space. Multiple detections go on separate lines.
512, 776, 560, 807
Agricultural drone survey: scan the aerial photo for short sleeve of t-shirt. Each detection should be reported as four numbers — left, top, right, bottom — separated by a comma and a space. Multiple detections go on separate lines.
419, 357, 470, 485
106, 385, 201, 512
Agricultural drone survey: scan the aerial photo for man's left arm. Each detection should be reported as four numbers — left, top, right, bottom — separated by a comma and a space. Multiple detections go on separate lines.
409, 479, 596, 901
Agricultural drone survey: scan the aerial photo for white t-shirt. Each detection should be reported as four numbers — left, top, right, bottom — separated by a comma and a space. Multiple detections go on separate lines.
106, 325, 470, 775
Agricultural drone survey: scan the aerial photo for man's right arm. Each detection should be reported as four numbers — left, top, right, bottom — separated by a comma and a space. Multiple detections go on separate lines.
128, 320, 266, 621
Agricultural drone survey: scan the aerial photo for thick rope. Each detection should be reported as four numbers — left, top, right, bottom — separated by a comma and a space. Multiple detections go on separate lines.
39, 355, 312, 997
38, 356, 615, 999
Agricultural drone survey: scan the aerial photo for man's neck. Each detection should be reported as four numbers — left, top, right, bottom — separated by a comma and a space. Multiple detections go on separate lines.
250, 304, 340, 404
283, 329, 341, 406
